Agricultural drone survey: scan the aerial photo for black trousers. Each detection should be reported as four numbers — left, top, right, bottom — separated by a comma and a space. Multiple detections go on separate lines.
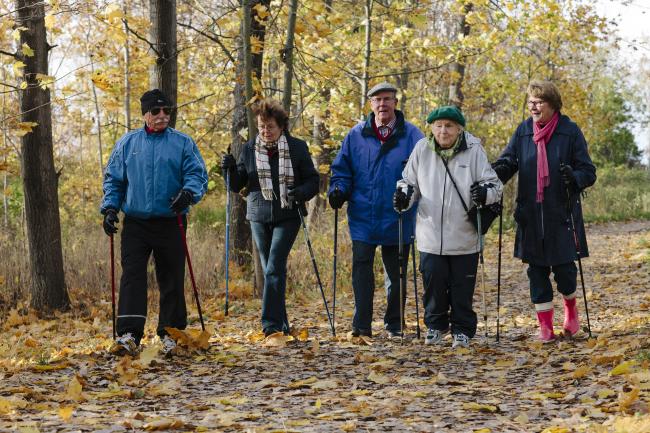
420, 252, 479, 338
351, 241, 409, 334
527, 262, 577, 305
116, 216, 187, 343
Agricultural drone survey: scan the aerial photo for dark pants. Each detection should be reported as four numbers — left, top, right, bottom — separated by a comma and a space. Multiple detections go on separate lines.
250, 218, 301, 333
351, 241, 409, 334
117, 216, 187, 344
420, 252, 479, 338
527, 262, 577, 304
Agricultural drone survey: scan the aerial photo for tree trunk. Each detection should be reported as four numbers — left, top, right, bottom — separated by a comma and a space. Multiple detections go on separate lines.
307, 87, 331, 226
149, 0, 177, 127
229, 0, 271, 296
360, 0, 372, 116
282, 0, 298, 114
17, 0, 69, 312
89, 60, 104, 176
448, 2, 472, 108
123, 0, 132, 131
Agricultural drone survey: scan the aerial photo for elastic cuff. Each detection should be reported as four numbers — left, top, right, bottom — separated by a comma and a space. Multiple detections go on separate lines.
562, 292, 577, 300
534, 301, 553, 312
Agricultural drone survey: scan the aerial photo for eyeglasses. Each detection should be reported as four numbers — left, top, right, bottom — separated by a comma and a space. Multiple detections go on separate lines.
527, 100, 546, 108
150, 106, 172, 115
370, 96, 396, 103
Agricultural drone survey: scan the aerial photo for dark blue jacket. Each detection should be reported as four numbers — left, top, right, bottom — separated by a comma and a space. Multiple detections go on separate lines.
228, 134, 319, 223
329, 111, 424, 245
495, 114, 596, 266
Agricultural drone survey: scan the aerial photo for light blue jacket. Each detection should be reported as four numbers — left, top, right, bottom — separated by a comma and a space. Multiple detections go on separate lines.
329, 111, 424, 245
101, 127, 208, 218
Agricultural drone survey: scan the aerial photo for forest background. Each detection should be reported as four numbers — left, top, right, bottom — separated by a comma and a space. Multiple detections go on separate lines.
0, 0, 649, 313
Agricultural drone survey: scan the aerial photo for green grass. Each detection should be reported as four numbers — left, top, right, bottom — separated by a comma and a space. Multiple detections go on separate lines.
582, 166, 650, 223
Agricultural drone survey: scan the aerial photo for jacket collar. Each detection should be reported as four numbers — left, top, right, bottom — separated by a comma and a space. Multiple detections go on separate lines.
521, 113, 572, 136
361, 110, 407, 155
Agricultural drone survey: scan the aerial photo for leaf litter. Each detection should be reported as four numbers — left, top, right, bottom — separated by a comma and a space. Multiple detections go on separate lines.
0, 221, 649, 432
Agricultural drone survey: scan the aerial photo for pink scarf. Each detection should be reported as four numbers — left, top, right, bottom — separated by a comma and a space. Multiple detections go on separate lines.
533, 111, 559, 203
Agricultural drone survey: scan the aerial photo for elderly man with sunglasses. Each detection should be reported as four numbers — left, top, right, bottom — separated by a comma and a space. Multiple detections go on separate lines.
100, 89, 208, 357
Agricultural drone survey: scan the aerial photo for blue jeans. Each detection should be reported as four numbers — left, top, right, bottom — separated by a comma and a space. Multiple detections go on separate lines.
351, 241, 409, 334
250, 218, 301, 333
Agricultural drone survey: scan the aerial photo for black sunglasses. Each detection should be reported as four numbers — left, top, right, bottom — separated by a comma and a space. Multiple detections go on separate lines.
150, 106, 172, 115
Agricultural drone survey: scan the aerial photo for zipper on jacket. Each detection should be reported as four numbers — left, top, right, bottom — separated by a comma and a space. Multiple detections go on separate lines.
440, 169, 447, 255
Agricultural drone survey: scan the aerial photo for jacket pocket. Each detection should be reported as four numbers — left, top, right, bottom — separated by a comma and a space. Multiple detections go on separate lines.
514, 200, 529, 228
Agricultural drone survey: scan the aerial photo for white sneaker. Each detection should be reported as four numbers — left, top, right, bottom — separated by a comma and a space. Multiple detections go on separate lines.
452, 333, 470, 348
425, 329, 445, 345
113, 332, 138, 356
161, 335, 177, 357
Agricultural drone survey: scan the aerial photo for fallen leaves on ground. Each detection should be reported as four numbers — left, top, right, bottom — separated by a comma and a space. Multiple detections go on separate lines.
0, 221, 649, 432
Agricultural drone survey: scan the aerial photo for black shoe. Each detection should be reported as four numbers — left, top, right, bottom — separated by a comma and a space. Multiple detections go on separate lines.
351, 327, 372, 338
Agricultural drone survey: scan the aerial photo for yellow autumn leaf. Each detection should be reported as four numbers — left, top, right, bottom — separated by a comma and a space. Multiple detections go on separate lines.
462, 402, 498, 413
143, 418, 185, 431
262, 331, 293, 347
541, 427, 570, 433
474, 429, 491, 433
288, 376, 317, 388
44, 14, 55, 30
295, 328, 309, 341
21, 43, 34, 57
138, 344, 159, 367
66, 376, 83, 402
35, 74, 55, 89
14, 122, 38, 137
368, 370, 390, 385
103, 4, 124, 23
58, 406, 74, 421
12, 27, 27, 41
572, 364, 591, 379
597, 388, 616, 399
340, 421, 357, 432
249, 35, 264, 54
252, 3, 269, 20
309, 379, 338, 390
618, 387, 640, 412
13, 61, 26, 75
91, 71, 113, 91
19, 81, 28, 89
215, 395, 249, 405
610, 360, 637, 376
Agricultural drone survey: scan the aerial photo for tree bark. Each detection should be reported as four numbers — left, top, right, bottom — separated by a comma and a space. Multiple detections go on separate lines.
448, 2, 472, 108
123, 0, 132, 131
360, 0, 372, 116
282, 0, 298, 114
149, 0, 177, 127
17, 0, 69, 312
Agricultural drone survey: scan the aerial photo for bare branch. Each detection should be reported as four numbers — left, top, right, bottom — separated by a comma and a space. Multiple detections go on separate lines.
178, 21, 235, 63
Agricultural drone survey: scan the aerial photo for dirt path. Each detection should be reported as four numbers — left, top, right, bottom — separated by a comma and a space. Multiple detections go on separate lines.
1, 221, 649, 432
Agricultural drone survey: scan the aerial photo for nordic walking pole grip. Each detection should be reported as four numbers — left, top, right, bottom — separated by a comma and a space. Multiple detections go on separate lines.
176, 214, 206, 331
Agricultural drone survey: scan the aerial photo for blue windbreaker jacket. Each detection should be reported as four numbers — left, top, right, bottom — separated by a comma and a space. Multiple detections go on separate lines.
329, 111, 424, 245
101, 127, 208, 218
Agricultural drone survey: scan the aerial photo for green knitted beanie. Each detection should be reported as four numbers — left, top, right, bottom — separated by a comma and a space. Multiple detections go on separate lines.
426, 105, 466, 127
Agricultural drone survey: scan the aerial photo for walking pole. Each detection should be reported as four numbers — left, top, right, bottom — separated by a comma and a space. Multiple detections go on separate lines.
110, 234, 117, 340
562, 171, 593, 339
332, 206, 339, 336
411, 236, 421, 339
476, 206, 488, 338
176, 214, 206, 331
224, 150, 231, 316
496, 196, 503, 343
398, 210, 405, 342
297, 206, 335, 336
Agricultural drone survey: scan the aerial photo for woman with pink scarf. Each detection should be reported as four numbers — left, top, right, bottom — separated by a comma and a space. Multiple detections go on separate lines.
492, 80, 596, 342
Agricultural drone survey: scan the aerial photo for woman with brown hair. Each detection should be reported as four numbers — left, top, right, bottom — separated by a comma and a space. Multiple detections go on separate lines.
493, 80, 596, 342
221, 99, 320, 336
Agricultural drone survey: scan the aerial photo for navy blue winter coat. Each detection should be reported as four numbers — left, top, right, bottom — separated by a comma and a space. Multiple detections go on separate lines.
495, 114, 596, 266
329, 111, 424, 245
228, 134, 319, 224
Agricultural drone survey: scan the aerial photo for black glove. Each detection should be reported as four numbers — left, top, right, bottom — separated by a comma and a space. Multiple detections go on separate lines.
491, 161, 509, 183
559, 163, 577, 189
287, 186, 305, 203
221, 154, 236, 176
170, 190, 193, 214
470, 182, 488, 206
328, 188, 347, 209
103, 209, 119, 236
393, 185, 413, 212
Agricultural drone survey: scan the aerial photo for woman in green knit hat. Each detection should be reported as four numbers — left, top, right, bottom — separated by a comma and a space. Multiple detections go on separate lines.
393, 105, 502, 348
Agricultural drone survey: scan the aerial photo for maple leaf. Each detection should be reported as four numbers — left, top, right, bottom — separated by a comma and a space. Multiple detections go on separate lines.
65, 376, 84, 402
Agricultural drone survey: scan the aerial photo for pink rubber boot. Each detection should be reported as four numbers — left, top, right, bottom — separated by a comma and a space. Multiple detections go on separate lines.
562, 296, 580, 337
536, 309, 556, 343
